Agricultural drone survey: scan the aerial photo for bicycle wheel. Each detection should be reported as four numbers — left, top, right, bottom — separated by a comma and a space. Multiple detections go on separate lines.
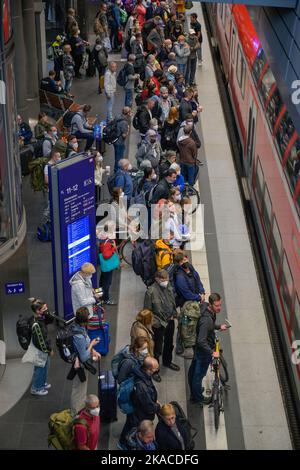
212, 381, 220, 431
119, 239, 134, 266
186, 185, 200, 214
220, 354, 229, 385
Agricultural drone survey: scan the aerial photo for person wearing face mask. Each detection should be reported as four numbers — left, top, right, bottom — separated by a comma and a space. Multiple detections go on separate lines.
44, 150, 61, 187
177, 112, 202, 152
70, 262, 101, 319
144, 270, 180, 381
130, 309, 155, 356
155, 233, 175, 270
65, 135, 79, 159
115, 159, 134, 207
74, 394, 100, 450
174, 35, 190, 76
161, 108, 180, 153
42, 125, 59, 158
126, 420, 157, 451
174, 250, 205, 309
113, 107, 131, 173
70, 104, 95, 151
177, 125, 198, 186
156, 404, 188, 450
117, 337, 152, 385
159, 87, 174, 125
136, 129, 161, 171
118, 357, 161, 450
169, 163, 185, 193
28, 298, 54, 396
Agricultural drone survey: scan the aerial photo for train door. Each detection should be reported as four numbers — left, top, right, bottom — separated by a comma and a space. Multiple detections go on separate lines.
246, 96, 257, 179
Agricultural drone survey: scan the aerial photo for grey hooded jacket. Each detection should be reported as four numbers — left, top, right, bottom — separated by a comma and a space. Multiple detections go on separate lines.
70, 271, 96, 317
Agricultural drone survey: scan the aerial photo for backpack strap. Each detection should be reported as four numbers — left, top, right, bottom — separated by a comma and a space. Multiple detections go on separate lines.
73, 417, 90, 442
32, 321, 49, 353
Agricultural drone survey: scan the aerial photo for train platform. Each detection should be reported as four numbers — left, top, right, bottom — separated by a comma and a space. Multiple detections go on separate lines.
0, 3, 292, 450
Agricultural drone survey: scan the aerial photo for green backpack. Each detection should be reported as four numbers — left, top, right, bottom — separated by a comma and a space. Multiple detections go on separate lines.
28, 157, 48, 192
179, 301, 202, 348
48, 409, 90, 450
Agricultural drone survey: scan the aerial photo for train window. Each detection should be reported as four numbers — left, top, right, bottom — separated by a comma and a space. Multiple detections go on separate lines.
262, 185, 272, 239
275, 112, 295, 161
255, 157, 264, 211
252, 49, 266, 86
259, 67, 275, 106
284, 136, 300, 193
270, 216, 282, 279
280, 252, 294, 322
236, 45, 246, 99
266, 89, 283, 133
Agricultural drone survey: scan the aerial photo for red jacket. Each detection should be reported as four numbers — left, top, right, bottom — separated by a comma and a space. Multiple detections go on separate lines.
99, 239, 117, 260
74, 409, 100, 450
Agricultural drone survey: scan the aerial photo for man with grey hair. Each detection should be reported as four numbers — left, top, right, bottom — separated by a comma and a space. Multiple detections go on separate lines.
159, 87, 174, 124
126, 420, 157, 451
136, 129, 162, 171
74, 394, 100, 450
104, 62, 117, 122
115, 158, 134, 205
123, 54, 139, 108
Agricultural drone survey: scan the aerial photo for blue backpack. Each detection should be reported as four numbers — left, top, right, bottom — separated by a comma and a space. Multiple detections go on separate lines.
117, 375, 135, 414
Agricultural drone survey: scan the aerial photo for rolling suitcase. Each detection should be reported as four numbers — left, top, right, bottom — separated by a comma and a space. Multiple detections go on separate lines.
98, 362, 118, 422
88, 321, 110, 356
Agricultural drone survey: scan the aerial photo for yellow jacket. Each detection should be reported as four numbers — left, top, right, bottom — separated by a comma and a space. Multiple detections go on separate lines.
155, 239, 173, 271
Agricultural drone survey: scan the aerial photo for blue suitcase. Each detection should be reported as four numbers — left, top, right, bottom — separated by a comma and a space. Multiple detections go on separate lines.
98, 364, 118, 422
88, 321, 110, 356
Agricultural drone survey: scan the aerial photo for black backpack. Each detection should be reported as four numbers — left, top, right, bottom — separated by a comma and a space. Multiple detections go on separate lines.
125, 37, 132, 54
63, 111, 79, 128
56, 326, 76, 363
37, 220, 52, 242
117, 65, 129, 87
132, 240, 157, 286
133, 107, 143, 130
16, 315, 34, 350
170, 401, 198, 450
107, 171, 125, 195
103, 118, 125, 145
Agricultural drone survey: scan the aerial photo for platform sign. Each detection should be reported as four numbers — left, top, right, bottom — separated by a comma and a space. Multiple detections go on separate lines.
5, 282, 25, 295
49, 154, 96, 320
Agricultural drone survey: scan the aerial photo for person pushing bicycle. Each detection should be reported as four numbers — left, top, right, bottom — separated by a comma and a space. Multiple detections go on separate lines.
188, 293, 229, 406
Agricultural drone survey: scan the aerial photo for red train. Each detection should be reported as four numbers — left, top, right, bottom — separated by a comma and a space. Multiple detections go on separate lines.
205, 4, 300, 402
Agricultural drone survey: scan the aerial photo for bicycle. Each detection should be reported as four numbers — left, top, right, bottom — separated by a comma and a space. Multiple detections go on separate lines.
118, 231, 141, 266
209, 321, 231, 431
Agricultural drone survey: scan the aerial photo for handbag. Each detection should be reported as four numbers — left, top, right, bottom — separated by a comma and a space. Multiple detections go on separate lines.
22, 339, 48, 367
99, 251, 120, 272
103, 36, 112, 53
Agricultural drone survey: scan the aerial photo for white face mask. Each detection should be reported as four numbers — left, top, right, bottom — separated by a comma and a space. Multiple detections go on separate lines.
140, 348, 149, 358
72, 143, 79, 150
175, 194, 182, 201
128, 164, 133, 171
159, 281, 169, 288
85, 274, 92, 280
89, 407, 100, 417
153, 125, 159, 131
121, 192, 125, 198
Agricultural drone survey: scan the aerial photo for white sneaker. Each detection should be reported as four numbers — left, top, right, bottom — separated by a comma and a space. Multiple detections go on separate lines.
31, 389, 48, 396
198, 61, 203, 67
44, 383, 51, 390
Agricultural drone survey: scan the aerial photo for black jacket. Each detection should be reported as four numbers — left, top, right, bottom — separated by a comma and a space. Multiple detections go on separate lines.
196, 303, 220, 356
151, 178, 172, 204
139, 106, 152, 135
179, 99, 193, 122
132, 367, 160, 422
31, 314, 54, 353
155, 418, 189, 450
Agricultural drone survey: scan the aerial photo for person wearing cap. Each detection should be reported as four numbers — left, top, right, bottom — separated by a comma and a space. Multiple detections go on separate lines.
186, 29, 200, 86
170, 20, 184, 43
136, 129, 162, 170
70, 263, 101, 318
190, 12, 203, 66
174, 35, 190, 77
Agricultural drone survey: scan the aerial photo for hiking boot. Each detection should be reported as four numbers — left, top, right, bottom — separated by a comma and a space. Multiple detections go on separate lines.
31, 389, 48, 396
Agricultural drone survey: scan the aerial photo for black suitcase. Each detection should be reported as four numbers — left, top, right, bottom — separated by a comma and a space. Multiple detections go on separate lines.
98, 362, 118, 422
20, 146, 34, 176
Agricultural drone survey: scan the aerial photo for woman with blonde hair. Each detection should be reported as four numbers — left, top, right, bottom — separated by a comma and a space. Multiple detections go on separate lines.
161, 107, 180, 152
130, 309, 154, 356
155, 403, 189, 450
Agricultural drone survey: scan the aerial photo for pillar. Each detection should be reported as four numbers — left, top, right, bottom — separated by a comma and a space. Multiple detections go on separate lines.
11, 0, 28, 121
22, 0, 39, 116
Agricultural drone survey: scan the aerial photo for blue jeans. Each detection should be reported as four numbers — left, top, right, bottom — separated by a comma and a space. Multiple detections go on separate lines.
178, 63, 187, 76
113, 143, 126, 172
106, 94, 115, 122
64, 79, 73, 93
74, 131, 94, 151
32, 355, 50, 392
125, 88, 133, 107
181, 163, 197, 186
188, 352, 211, 402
